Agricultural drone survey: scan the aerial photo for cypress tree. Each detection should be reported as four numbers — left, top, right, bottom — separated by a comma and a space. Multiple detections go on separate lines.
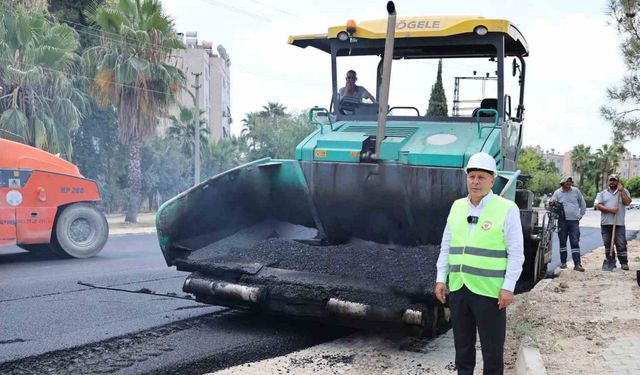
426, 59, 449, 116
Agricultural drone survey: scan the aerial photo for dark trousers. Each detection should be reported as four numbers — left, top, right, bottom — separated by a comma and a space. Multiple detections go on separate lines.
601, 225, 628, 265
449, 285, 506, 375
557, 219, 581, 265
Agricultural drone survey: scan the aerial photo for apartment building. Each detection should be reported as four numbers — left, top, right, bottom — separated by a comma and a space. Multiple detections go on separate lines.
620, 152, 640, 179
163, 32, 231, 140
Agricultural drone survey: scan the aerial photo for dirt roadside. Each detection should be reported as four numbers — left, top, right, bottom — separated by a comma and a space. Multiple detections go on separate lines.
505, 239, 640, 375
209, 240, 640, 375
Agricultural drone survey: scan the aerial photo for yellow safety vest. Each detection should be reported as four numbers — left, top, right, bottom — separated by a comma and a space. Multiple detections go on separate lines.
447, 195, 514, 298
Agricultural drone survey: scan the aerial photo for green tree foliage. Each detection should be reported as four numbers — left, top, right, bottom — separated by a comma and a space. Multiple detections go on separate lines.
72, 102, 128, 213
141, 137, 192, 211
530, 171, 563, 200
624, 175, 640, 197
517, 146, 561, 198
82, 0, 186, 222
241, 101, 313, 160
48, 0, 106, 49
261, 101, 287, 117
48, 0, 128, 212
139, 135, 248, 210
0, 4, 88, 159
426, 59, 448, 116
595, 141, 626, 189
601, 0, 640, 139
517, 147, 558, 175
570, 144, 592, 189
166, 105, 209, 157
202, 136, 247, 177
582, 154, 605, 199
568, 137, 627, 200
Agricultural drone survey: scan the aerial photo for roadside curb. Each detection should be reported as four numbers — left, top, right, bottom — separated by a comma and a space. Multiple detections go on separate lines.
108, 228, 156, 236
516, 342, 548, 375
513, 278, 550, 375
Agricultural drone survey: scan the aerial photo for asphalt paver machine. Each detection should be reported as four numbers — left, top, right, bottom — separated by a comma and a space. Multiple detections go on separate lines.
157, 4, 553, 335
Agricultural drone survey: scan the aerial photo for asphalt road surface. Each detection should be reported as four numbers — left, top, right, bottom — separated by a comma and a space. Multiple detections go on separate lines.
1, 210, 637, 374
0, 234, 348, 374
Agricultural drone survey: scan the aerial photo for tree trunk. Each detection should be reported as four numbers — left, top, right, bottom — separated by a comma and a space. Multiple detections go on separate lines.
125, 140, 142, 223
601, 160, 610, 190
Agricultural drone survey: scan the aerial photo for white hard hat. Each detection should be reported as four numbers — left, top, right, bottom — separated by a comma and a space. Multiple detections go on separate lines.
465, 152, 497, 176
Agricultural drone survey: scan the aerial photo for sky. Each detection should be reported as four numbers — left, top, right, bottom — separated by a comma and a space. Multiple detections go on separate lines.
160, 0, 640, 155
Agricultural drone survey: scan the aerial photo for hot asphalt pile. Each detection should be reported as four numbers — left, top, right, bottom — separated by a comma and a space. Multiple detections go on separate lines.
187, 238, 441, 308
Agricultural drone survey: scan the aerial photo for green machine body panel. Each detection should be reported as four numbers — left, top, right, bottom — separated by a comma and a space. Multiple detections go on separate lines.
297, 119, 504, 169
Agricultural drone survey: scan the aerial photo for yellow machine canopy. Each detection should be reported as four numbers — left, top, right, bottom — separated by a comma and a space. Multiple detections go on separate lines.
289, 16, 528, 58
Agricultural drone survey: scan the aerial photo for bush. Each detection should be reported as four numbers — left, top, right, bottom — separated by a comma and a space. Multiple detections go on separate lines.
624, 175, 640, 197
533, 197, 542, 207
584, 197, 595, 208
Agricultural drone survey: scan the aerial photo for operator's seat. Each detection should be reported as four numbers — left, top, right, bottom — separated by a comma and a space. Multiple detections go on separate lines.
472, 98, 498, 117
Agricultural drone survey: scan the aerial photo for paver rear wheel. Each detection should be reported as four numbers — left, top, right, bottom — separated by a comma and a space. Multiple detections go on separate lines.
54, 203, 108, 258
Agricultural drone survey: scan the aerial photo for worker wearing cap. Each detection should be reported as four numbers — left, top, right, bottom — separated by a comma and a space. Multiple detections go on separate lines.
550, 176, 587, 271
595, 174, 632, 270
435, 152, 524, 375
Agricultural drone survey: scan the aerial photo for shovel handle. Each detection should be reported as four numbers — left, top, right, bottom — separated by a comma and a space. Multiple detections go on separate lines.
609, 194, 622, 259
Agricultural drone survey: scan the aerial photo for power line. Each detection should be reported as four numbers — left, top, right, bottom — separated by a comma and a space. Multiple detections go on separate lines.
1, 3, 491, 78
0, 54, 178, 97
233, 63, 326, 87
245, 0, 300, 18
1, 3, 180, 54
199, 0, 271, 22
0, 6, 324, 94
0, 5, 504, 101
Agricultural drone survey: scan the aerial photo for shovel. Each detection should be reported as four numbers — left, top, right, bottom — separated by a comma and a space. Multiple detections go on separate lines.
602, 194, 621, 271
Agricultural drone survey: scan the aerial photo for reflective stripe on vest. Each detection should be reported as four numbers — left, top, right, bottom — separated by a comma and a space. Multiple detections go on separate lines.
447, 195, 514, 298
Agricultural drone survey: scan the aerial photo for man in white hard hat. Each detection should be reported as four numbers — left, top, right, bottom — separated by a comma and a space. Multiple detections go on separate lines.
550, 175, 586, 271
434, 152, 524, 375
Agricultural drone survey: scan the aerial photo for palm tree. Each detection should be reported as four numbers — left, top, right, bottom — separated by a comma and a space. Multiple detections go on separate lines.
596, 145, 613, 189
203, 136, 247, 176
83, 0, 185, 222
609, 131, 627, 176
570, 144, 592, 189
596, 142, 625, 189
166, 106, 209, 157
0, 5, 87, 159
241, 111, 259, 136
582, 155, 602, 197
260, 101, 286, 118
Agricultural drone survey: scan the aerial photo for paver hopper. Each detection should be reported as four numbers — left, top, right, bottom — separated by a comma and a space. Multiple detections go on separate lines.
157, 4, 552, 334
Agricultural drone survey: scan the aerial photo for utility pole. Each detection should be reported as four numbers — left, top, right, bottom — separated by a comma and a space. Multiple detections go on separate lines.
192, 72, 202, 186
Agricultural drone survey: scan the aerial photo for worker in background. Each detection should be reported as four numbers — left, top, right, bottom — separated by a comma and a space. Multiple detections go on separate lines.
434, 152, 524, 375
595, 174, 632, 270
551, 176, 587, 271
338, 70, 376, 103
